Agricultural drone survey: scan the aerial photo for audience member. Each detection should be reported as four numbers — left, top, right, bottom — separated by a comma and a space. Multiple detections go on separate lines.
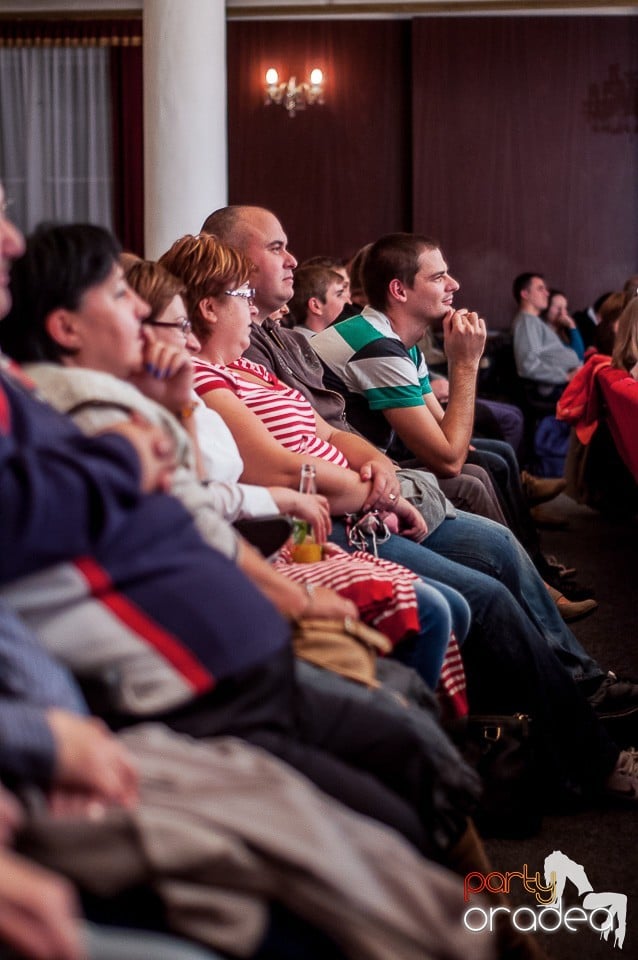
512, 272, 582, 402
572, 290, 613, 349
621, 273, 638, 306
541, 289, 585, 359
612, 297, 638, 378
301, 255, 352, 303
301, 255, 359, 322
593, 292, 626, 356
288, 264, 348, 335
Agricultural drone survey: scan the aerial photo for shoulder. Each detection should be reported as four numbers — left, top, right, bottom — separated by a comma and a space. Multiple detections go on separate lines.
230, 356, 277, 384
513, 311, 543, 338
315, 309, 402, 360
192, 358, 238, 396
25, 363, 143, 414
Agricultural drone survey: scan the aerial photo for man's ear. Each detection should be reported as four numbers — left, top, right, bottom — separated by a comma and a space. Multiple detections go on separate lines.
307, 296, 323, 318
45, 309, 81, 351
388, 278, 407, 303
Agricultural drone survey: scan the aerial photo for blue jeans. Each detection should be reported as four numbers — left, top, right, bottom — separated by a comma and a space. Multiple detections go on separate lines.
395, 579, 470, 690
330, 513, 601, 684
467, 436, 541, 558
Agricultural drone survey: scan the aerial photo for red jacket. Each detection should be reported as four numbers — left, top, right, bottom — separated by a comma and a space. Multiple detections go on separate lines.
556, 353, 611, 444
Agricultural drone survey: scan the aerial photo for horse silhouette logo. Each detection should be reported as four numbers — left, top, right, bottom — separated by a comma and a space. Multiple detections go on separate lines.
544, 850, 627, 949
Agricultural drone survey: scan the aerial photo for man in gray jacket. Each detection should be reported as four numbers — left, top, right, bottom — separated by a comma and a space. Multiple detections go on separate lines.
512, 272, 581, 403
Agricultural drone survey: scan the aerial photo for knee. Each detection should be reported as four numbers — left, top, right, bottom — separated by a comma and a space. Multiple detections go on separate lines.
413, 581, 452, 638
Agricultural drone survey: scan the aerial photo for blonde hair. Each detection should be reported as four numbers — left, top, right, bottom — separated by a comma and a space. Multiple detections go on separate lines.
124, 259, 184, 323
612, 298, 638, 372
159, 234, 252, 342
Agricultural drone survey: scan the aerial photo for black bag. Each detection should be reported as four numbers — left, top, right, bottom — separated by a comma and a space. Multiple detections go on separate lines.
452, 713, 542, 839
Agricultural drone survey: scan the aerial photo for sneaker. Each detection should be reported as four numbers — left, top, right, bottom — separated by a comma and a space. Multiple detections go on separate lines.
521, 471, 567, 506
588, 672, 638, 719
606, 748, 638, 802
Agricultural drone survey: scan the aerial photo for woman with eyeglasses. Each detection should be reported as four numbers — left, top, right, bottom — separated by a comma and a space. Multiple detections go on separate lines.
125, 259, 333, 538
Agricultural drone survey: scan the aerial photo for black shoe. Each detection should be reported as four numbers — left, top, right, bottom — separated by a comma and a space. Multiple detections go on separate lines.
545, 571, 596, 601
588, 672, 638, 719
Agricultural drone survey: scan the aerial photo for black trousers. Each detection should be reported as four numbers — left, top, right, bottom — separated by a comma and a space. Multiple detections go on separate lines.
156, 646, 462, 856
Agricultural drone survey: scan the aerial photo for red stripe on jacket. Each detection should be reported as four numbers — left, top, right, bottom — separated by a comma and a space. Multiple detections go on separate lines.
73, 556, 213, 693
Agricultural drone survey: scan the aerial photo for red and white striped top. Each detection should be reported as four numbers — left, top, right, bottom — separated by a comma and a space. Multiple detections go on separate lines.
192, 357, 349, 468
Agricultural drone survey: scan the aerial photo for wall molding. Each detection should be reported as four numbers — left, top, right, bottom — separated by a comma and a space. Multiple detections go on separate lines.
1, 0, 637, 20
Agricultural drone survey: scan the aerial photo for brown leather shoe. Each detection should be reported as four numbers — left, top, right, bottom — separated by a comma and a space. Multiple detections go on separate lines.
546, 583, 598, 623
521, 470, 567, 506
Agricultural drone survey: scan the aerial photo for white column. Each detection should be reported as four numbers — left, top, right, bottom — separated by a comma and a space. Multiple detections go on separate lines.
143, 0, 227, 259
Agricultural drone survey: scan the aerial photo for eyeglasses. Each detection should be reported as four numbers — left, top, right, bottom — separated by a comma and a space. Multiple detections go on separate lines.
225, 287, 256, 305
142, 317, 192, 336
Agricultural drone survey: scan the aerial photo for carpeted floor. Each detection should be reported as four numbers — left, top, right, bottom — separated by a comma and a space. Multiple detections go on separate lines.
484, 494, 638, 959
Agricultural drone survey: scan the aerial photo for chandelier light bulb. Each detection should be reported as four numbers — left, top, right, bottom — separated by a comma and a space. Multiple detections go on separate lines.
265, 68, 279, 85
310, 68, 323, 86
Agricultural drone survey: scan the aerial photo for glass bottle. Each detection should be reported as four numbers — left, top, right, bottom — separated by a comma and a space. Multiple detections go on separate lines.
291, 463, 323, 562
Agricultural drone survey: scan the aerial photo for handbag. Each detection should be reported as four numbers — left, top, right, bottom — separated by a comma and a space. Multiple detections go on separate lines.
291, 616, 392, 688
450, 713, 542, 839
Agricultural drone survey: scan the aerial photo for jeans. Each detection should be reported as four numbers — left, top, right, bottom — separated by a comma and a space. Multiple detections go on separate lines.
330, 513, 602, 683
395, 579, 458, 690
467, 437, 542, 558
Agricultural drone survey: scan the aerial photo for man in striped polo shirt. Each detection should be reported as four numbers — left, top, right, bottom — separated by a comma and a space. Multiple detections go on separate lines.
311, 233, 485, 474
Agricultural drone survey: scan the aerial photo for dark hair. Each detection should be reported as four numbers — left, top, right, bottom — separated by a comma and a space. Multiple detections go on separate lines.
541, 288, 566, 321
512, 272, 544, 305
595, 292, 625, 355
2, 222, 120, 363
301, 255, 347, 271
200, 205, 279, 250
363, 233, 439, 312
347, 243, 373, 305
594, 291, 613, 314
201, 206, 246, 243
289, 265, 342, 325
